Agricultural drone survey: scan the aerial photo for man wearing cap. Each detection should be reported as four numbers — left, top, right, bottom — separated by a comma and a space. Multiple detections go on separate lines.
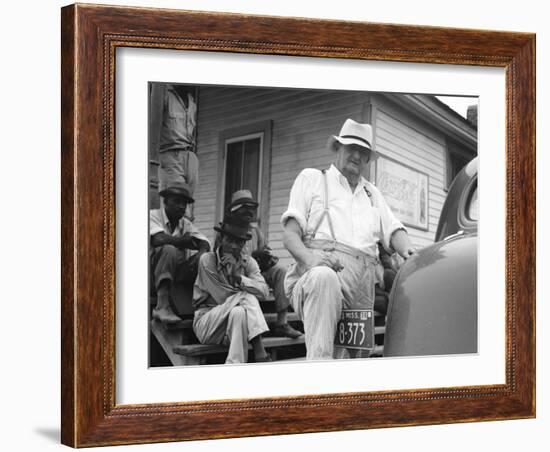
150, 83, 199, 195
150, 181, 210, 324
281, 119, 416, 360
226, 190, 302, 339
193, 215, 271, 364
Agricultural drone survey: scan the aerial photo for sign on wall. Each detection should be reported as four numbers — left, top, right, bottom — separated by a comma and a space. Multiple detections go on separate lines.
376, 156, 429, 230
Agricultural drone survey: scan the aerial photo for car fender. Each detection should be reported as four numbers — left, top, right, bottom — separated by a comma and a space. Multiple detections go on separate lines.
384, 233, 478, 357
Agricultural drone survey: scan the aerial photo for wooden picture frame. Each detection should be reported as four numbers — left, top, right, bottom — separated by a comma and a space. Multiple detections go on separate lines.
61, 3, 535, 447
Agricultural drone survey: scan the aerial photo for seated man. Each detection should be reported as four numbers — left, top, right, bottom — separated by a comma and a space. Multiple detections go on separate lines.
226, 190, 302, 339
281, 119, 416, 360
150, 181, 210, 324
193, 215, 272, 364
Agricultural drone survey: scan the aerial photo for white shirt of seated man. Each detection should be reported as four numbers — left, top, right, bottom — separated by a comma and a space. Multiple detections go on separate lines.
281, 119, 416, 266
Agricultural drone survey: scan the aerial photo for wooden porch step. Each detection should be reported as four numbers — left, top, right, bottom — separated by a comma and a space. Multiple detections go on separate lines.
163, 312, 301, 331
162, 314, 384, 336
174, 336, 305, 357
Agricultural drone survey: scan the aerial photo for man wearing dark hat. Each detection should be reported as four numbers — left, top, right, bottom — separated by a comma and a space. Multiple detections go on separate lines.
226, 190, 302, 339
150, 181, 210, 324
281, 119, 416, 360
193, 215, 271, 364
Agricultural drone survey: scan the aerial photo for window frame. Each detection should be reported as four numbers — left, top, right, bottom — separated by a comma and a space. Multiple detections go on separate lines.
216, 120, 273, 238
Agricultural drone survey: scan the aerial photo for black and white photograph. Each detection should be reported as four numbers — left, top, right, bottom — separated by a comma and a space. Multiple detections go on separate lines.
147, 82, 479, 367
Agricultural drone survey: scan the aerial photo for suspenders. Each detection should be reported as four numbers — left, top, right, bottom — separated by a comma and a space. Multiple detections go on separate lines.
311, 169, 372, 240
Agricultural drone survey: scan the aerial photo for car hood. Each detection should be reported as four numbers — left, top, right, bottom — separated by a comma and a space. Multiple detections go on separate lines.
384, 233, 478, 357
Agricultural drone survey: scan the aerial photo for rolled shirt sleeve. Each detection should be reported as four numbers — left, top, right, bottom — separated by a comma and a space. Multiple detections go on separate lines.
280, 169, 316, 232
149, 210, 165, 236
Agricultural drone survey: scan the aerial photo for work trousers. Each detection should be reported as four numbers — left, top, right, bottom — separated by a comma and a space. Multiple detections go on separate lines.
193, 292, 269, 364
158, 149, 199, 195
285, 243, 376, 360
150, 244, 196, 289
262, 263, 291, 312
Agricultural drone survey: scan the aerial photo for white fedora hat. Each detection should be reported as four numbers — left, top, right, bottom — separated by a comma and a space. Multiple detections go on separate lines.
328, 119, 376, 155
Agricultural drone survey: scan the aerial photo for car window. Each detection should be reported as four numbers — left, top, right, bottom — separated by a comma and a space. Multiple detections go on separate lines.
466, 184, 478, 221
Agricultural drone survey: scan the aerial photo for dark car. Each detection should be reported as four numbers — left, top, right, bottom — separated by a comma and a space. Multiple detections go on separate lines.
383, 157, 478, 357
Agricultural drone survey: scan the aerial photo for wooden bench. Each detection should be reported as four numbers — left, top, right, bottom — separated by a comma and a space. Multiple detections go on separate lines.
173, 336, 306, 364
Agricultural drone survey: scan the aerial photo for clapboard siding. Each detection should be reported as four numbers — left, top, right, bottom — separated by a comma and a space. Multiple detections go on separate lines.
189, 86, 469, 265
372, 96, 448, 246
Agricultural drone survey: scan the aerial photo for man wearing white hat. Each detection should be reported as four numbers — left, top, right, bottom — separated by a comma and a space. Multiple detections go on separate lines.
281, 119, 416, 360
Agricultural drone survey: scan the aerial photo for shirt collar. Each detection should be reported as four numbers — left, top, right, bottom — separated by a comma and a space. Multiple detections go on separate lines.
161, 208, 185, 233
328, 164, 368, 191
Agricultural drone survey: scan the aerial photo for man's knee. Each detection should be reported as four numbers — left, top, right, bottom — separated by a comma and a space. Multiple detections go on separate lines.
270, 263, 286, 280
228, 305, 247, 325
158, 244, 179, 257
303, 266, 341, 301
307, 266, 339, 285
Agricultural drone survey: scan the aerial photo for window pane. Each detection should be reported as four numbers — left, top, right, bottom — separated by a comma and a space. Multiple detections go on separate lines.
242, 138, 261, 202
225, 142, 244, 210
467, 185, 478, 221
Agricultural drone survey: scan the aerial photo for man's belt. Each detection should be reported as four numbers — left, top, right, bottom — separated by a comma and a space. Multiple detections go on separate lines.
304, 239, 378, 263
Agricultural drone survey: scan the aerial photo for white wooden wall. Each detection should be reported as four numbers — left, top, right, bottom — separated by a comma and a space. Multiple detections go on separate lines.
371, 95, 448, 249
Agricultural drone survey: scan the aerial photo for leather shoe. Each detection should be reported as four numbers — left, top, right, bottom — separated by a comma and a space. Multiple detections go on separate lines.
271, 323, 303, 339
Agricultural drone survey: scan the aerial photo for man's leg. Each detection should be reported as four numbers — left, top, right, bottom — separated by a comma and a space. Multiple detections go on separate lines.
151, 244, 185, 323
225, 306, 249, 364
181, 150, 199, 196
193, 293, 267, 364
263, 264, 302, 338
158, 149, 199, 195
292, 266, 342, 360
237, 293, 270, 361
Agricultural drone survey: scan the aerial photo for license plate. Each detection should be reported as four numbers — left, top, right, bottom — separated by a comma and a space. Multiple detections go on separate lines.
334, 309, 374, 350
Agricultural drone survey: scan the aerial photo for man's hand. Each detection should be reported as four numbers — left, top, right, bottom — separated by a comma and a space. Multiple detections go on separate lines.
401, 246, 417, 259
233, 274, 242, 286
175, 232, 199, 250
391, 229, 417, 260
186, 250, 202, 267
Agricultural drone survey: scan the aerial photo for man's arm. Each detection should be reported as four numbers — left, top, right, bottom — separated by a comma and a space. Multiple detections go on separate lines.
390, 229, 416, 259
150, 231, 198, 250
237, 258, 269, 300
282, 219, 315, 267
283, 219, 341, 270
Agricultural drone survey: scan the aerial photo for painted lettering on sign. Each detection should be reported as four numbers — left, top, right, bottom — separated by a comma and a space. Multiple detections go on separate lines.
376, 156, 429, 229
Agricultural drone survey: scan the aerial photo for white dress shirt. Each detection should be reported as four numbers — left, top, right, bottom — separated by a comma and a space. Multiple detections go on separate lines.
281, 164, 404, 256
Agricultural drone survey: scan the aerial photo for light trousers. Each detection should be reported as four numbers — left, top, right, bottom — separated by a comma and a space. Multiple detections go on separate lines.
158, 149, 199, 195
285, 244, 376, 360
193, 292, 269, 364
